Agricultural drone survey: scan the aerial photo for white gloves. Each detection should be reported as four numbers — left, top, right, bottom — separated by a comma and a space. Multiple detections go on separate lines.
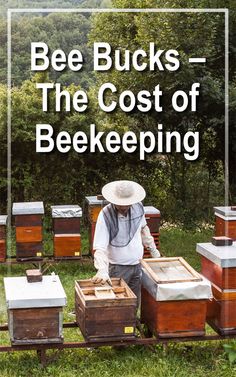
92, 269, 112, 286
92, 249, 112, 286
149, 248, 160, 258
141, 225, 161, 258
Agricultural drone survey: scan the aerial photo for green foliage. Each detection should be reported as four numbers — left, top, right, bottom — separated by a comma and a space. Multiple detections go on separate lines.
223, 343, 236, 366
0, 1, 235, 223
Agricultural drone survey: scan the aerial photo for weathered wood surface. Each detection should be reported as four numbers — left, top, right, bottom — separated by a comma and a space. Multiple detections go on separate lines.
16, 242, 43, 258
53, 218, 81, 234
9, 307, 63, 344
75, 278, 137, 342
141, 287, 207, 338
15, 215, 42, 227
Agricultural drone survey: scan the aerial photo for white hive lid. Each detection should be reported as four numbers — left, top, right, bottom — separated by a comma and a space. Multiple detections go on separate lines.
85, 196, 108, 205
0, 215, 7, 225
144, 206, 160, 215
214, 206, 236, 218
4, 275, 67, 309
51, 205, 82, 218
12, 202, 44, 215
196, 242, 236, 268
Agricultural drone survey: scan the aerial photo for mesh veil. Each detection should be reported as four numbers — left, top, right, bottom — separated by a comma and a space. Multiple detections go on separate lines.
103, 203, 144, 247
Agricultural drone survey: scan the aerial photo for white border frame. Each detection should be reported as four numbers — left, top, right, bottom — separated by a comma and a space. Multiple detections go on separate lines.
6, 7, 229, 255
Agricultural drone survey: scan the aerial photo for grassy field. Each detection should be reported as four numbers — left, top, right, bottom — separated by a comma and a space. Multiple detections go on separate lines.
0, 226, 236, 377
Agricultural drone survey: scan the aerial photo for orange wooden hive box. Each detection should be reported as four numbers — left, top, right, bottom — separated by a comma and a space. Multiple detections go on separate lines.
0, 215, 7, 262
207, 282, 236, 335
75, 278, 137, 342
196, 242, 236, 289
214, 206, 236, 240
141, 257, 212, 338
13, 202, 44, 259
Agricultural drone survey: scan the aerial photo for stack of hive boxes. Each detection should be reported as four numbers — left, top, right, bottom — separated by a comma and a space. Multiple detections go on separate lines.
52, 205, 82, 259
0, 215, 7, 262
214, 206, 236, 240
12, 202, 44, 260
144, 206, 161, 257
85, 196, 108, 255
197, 206, 236, 334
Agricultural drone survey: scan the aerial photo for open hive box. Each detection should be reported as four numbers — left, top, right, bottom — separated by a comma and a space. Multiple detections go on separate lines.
141, 257, 212, 338
75, 278, 137, 342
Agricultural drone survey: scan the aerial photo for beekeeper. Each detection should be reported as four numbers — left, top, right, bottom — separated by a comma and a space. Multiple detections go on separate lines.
92, 180, 160, 304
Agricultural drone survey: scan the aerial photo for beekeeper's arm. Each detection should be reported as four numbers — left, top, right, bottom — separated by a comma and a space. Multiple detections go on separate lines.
92, 210, 112, 286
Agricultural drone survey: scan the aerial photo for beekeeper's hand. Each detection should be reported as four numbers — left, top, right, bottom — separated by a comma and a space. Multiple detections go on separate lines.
92, 270, 112, 286
149, 248, 161, 258
92, 249, 112, 286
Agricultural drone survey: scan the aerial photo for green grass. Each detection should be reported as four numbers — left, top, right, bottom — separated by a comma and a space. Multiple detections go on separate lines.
0, 226, 236, 376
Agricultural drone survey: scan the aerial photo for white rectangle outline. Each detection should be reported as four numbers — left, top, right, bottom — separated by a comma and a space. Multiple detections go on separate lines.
6, 8, 229, 259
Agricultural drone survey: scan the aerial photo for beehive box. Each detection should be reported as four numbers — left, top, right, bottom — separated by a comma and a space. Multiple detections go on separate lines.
144, 206, 161, 233
214, 206, 236, 240
196, 242, 236, 289
51, 205, 82, 234
85, 196, 108, 254
12, 202, 44, 259
75, 278, 137, 342
0, 215, 7, 262
4, 275, 67, 345
141, 257, 212, 338
85, 196, 108, 223
54, 234, 81, 258
143, 206, 161, 258
207, 282, 236, 335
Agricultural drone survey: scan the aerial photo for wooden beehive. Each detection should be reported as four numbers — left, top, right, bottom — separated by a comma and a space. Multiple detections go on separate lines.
207, 282, 236, 335
144, 206, 161, 233
51, 205, 82, 234
85, 196, 108, 255
51, 205, 82, 259
141, 257, 211, 338
54, 234, 81, 258
214, 206, 236, 240
4, 275, 67, 345
75, 278, 137, 342
85, 196, 108, 224
0, 215, 7, 262
143, 206, 161, 258
197, 242, 236, 289
12, 202, 44, 259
